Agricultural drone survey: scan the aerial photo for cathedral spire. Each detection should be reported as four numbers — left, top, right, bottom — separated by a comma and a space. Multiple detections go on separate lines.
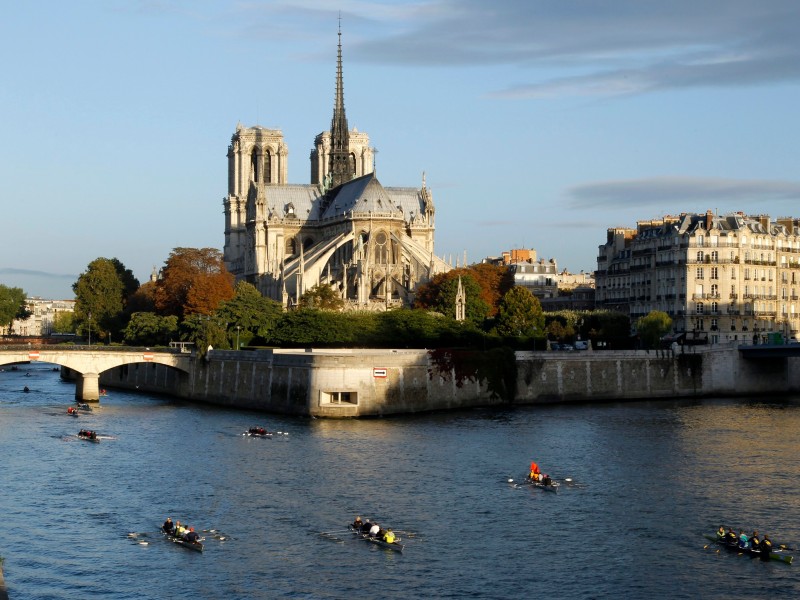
329, 20, 351, 188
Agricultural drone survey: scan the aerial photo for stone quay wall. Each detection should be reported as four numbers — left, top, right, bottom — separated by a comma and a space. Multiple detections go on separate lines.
98, 345, 800, 417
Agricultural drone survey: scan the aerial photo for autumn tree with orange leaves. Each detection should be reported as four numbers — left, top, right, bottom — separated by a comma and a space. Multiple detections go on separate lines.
415, 263, 514, 319
154, 247, 235, 318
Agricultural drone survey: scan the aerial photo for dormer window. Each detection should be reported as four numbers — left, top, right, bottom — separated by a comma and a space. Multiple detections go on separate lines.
285, 203, 295, 217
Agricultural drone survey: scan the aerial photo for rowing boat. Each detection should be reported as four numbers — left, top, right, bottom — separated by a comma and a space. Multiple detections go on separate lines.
243, 429, 273, 438
509, 477, 560, 493
348, 526, 404, 553
703, 534, 793, 564
161, 527, 204, 552
78, 431, 99, 443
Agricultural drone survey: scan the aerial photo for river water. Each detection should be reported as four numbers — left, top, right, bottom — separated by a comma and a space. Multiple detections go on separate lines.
1, 363, 800, 599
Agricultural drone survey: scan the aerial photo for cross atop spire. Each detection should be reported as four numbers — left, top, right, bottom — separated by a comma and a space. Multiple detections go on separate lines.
328, 19, 351, 188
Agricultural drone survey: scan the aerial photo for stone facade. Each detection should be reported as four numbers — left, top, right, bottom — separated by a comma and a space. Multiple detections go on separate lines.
223, 30, 448, 308
5, 297, 75, 336
595, 212, 800, 343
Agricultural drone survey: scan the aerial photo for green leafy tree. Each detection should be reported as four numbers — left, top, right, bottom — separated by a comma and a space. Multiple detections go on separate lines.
298, 283, 345, 310
495, 287, 545, 338
415, 274, 489, 326
637, 311, 673, 349
122, 312, 179, 346
51, 311, 75, 334
216, 281, 284, 346
0, 284, 31, 332
180, 314, 229, 354
72, 258, 127, 342
268, 309, 363, 347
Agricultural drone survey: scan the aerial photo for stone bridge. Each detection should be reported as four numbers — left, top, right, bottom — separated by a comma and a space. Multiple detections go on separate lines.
0, 346, 193, 401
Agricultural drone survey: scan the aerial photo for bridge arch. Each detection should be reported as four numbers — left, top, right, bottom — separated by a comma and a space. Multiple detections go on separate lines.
0, 347, 193, 401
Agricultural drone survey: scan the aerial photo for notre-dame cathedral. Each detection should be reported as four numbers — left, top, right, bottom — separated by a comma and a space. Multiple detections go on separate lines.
222, 29, 449, 309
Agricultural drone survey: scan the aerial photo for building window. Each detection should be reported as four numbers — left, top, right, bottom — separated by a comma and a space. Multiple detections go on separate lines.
711, 301, 718, 314
696, 268, 704, 279
697, 251, 704, 262
696, 302, 704, 314
711, 267, 719, 280
711, 251, 719, 262
711, 318, 718, 331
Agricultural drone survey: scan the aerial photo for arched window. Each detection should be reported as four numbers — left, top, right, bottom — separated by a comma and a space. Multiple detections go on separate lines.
264, 149, 272, 184
374, 231, 389, 263
285, 238, 296, 256
251, 148, 259, 182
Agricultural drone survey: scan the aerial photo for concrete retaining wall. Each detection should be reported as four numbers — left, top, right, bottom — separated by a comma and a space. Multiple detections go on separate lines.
98, 345, 800, 417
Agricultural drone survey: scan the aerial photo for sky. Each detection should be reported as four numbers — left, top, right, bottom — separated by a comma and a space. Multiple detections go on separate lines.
2, 0, 800, 300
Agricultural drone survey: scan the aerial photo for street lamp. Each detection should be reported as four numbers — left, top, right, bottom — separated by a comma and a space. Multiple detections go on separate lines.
236, 325, 241, 350
88, 312, 92, 347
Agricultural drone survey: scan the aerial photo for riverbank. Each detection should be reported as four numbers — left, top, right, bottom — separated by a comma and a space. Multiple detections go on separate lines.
98, 344, 800, 417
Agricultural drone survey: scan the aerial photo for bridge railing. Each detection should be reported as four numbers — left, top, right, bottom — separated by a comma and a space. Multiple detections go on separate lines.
0, 344, 188, 354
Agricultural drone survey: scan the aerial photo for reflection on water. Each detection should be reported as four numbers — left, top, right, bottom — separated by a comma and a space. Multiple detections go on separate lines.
1, 365, 799, 599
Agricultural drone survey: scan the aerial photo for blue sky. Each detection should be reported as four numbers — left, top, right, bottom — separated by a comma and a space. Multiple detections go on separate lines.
2, 0, 800, 299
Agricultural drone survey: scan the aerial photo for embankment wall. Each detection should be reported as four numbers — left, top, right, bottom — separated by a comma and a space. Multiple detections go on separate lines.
99, 346, 800, 417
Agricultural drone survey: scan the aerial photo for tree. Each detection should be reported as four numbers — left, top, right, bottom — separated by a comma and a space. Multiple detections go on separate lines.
72, 258, 126, 342
415, 273, 489, 325
299, 283, 345, 310
51, 310, 75, 334
495, 287, 545, 338
122, 312, 179, 346
180, 313, 229, 354
0, 284, 31, 332
465, 263, 515, 316
216, 281, 284, 346
127, 280, 157, 314
637, 311, 673, 349
155, 248, 235, 318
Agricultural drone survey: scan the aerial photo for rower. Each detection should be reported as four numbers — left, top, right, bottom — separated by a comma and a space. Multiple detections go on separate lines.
529, 461, 541, 480
738, 530, 749, 548
175, 521, 186, 536
383, 528, 395, 544
184, 526, 200, 543
360, 519, 371, 534
352, 516, 363, 530
163, 517, 174, 534
749, 530, 761, 550
716, 526, 726, 541
725, 528, 737, 545
760, 535, 773, 557
369, 522, 380, 538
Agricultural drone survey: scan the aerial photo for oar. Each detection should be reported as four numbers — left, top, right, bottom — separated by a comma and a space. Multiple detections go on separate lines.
319, 529, 354, 536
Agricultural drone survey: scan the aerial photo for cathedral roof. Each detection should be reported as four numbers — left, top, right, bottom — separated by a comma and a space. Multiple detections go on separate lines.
320, 172, 424, 221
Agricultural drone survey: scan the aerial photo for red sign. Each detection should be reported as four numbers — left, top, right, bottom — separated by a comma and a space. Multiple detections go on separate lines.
28, 351, 40, 360
143, 352, 154, 362
373, 368, 387, 378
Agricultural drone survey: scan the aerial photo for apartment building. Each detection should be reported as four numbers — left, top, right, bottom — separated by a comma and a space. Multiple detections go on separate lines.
595, 211, 800, 344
